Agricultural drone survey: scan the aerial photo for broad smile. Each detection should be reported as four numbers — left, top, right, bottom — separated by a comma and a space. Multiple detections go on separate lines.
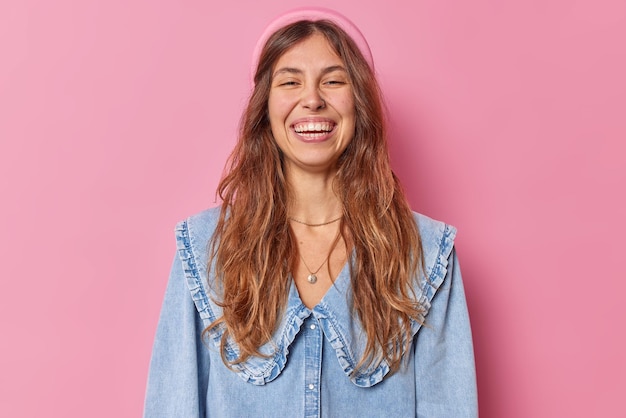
291, 118, 337, 143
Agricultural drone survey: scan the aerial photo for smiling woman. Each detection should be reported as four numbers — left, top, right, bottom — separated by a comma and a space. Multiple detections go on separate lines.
144, 8, 478, 418
268, 34, 356, 174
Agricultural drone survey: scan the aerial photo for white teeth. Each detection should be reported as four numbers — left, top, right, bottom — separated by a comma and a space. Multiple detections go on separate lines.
294, 122, 333, 133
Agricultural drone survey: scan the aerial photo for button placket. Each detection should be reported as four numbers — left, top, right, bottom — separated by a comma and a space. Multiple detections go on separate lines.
303, 317, 322, 418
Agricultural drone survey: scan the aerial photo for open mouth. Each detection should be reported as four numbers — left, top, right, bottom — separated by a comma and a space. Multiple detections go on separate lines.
292, 121, 336, 140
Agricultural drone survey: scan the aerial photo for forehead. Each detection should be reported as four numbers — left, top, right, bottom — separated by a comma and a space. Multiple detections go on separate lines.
274, 33, 344, 69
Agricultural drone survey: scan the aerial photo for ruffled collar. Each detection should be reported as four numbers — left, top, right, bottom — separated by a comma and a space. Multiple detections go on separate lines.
175, 208, 456, 387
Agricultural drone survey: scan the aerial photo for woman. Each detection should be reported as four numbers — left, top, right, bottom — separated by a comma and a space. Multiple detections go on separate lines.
144, 8, 477, 417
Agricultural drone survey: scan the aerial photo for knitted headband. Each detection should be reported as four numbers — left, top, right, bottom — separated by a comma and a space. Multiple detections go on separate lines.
251, 7, 374, 84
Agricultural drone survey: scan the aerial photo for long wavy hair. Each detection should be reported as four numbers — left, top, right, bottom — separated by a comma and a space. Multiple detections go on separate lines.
208, 20, 424, 375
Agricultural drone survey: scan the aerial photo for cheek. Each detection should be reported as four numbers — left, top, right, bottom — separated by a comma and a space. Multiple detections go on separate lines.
342, 98, 356, 127
339, 93, 355, 118
267, 98, 290, 139
267, 98, 284, 129
268, 90, 297, 113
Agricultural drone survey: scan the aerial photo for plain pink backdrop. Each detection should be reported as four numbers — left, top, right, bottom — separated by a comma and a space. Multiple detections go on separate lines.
1, 1, 624, 417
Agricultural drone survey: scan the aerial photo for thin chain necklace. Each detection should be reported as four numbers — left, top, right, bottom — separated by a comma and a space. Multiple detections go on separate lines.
298, 251, 331, 284
298, 229, 341, 284
288, 216, 342, 227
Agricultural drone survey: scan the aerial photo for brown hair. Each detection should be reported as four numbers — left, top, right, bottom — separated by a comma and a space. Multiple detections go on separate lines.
208, 20, 424, 375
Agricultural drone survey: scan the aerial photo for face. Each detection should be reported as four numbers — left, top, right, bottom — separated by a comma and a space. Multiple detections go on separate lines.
268, 33, 356, 175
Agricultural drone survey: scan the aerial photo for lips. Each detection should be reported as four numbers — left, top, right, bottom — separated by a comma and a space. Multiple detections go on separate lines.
291, 119, 336, 142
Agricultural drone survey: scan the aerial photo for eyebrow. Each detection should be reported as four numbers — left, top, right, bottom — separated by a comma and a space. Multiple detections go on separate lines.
272, 65, 347, 78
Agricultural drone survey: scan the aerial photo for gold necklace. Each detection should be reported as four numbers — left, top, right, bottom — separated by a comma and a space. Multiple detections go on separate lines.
298, 250, 332, 284
289, 216, 342, 227
298, 230, 342, 284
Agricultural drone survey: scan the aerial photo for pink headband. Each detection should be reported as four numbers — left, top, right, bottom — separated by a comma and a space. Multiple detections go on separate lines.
251, 7, 374, 83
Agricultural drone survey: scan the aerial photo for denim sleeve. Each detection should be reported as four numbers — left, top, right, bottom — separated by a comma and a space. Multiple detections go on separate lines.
143, 255, 210, 418
414, 248, 478, 417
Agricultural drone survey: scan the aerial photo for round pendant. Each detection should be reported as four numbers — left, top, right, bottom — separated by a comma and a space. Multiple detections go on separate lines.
307, 274, 318, 284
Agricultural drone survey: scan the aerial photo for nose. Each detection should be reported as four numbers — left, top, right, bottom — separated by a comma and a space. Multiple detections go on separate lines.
301, 85, 326, 111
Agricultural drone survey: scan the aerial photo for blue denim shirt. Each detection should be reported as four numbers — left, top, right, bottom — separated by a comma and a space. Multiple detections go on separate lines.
144, 207, 477, 417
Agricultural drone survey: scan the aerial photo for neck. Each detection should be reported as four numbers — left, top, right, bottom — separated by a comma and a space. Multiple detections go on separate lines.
286, 168, 343, 224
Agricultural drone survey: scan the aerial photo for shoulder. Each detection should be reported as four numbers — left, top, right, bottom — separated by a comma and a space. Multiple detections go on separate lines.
175, 206, 223, 256
176, 206, 222, 244
173, 206, 222, 294
413, 211, 456, 260
413, 211, 456, 243
412, 211, 457, 296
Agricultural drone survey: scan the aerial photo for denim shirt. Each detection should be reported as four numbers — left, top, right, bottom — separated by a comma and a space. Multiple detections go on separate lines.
144, 207, 478, 417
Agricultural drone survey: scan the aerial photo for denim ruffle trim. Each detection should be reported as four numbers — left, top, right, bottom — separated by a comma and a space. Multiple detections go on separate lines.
175, 211, 456, 387
313, 220, 456, 387
175, 220, 311, 386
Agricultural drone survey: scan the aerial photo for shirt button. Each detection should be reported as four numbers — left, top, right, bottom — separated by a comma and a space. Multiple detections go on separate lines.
310, 324, 316, 330
308, 384, 315, 390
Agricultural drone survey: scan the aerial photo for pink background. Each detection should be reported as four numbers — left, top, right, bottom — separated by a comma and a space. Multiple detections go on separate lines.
1, 0, 624, 417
